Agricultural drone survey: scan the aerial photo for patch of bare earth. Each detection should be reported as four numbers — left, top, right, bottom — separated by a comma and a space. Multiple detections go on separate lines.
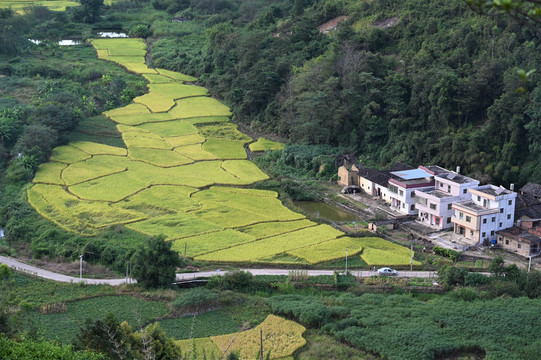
318, 16, 350, 34
372, 16, 399, 29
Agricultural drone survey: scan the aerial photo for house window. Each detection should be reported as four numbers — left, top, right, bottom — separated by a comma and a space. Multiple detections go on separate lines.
448, 204, 452, 210
505, 239, 509, 245
440, 182, 443, 187
411, 191, 415, 198
399, 190, 404, 196
482, 232, 486, 238
430, 203, 436, 210
477, 196, 481, 201
402, 203, 405, 208
448, 185, 451, 193
411, 204, 415, 211
435, 217, 440, 225
500, 208, 504, 213
368, 186, 370, 190
447, 217, 451, 224
518, 244, 522, 249
492, 217, 495, 222
499, 222, 503, 227
508, 200, 512, 205
459, 212, 464, 220
389, 185, 398, 194
466, 216, 471, 222
483, 218, 487, 224
470, 230, 474, 236
491, 230, 495, 236
507, 214, 511, 220
463, 189, 467, 194
483, 199, 487, 207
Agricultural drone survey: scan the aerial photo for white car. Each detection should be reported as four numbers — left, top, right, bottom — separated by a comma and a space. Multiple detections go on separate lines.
377, 267, 398, 276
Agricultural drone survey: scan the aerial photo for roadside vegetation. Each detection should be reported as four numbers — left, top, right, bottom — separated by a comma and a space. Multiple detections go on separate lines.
3, 263, 541, 359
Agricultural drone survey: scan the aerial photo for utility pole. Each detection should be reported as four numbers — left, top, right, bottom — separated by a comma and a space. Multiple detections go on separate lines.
410, 244, 413, 271
528, 256, 532, 272
79, 254, 83, 281
260, 327, 263, 360
345, 249, 348, 274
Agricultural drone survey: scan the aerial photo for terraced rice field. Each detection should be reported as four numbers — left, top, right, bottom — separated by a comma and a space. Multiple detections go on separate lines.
0, 0, 79, 12
176, 314, 306, 360
28, 38, 412, 265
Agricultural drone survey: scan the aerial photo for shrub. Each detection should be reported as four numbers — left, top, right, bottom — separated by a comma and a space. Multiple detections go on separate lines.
464, 272, 490, 287
171, 288, 219, 311
448, 287, 482, 301
0, 264, 11, 280
433, 246, 460, 262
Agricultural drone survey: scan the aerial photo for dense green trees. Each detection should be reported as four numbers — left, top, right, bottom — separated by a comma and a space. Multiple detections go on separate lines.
149, 0, 541, 186
131, 235, 183, 289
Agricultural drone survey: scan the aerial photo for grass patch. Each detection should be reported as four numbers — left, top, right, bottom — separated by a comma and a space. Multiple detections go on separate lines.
249, 137, 285, 152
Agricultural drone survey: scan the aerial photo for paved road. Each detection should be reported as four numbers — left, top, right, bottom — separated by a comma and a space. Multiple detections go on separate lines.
1, 255, 437, 286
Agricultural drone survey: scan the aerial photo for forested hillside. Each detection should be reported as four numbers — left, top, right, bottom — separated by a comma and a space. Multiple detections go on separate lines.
149, 0, 541, 186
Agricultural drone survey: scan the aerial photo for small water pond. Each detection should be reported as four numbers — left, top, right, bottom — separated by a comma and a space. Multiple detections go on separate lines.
293, 201, 358, 222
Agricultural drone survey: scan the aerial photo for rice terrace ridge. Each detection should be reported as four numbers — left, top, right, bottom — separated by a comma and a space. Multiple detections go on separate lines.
27, 38, 416, 266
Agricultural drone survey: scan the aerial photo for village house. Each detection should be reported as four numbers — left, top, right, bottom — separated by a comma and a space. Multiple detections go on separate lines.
388, 166, 444, 215
520, 182, 541, 202
451, 184, 516, 244
337, 162, 412, 203
414, 169, 480, 230
496, 219, 541, 257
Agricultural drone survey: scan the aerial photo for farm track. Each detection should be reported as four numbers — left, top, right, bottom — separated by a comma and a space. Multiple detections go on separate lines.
0, 255, 438, 285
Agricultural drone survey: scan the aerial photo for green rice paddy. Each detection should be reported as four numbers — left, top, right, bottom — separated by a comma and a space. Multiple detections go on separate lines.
27, 38, 413, 266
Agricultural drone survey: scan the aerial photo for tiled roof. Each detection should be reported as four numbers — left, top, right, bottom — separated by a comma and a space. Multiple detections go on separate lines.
520, 182, 541, 197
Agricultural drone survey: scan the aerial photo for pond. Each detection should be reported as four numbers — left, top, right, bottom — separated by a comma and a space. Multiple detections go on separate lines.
293, 201, 358, 222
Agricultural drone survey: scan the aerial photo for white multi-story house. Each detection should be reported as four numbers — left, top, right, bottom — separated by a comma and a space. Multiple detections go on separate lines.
388, 166, 441, 215
451, 184, 517, 244
415, 171, 480, 229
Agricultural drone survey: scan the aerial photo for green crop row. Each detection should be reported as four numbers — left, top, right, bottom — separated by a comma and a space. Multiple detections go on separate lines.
358, 237, 422, 266
287, 236, 364, 265
194, 225, 342, 262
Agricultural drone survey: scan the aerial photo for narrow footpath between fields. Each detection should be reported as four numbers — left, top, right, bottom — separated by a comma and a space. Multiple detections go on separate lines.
0, 255, 437, 286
